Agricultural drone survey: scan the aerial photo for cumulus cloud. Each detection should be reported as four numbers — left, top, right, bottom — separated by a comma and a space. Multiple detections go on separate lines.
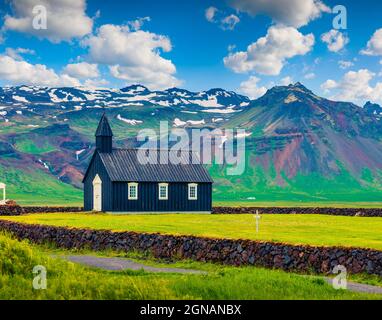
5, 47, 35, 60
361, 28, 382, 56
238, 76, 267, 99
228, 0, 330, 28
280, 76, 294, 85
338, 60, 354, 69
3, 0, 93, 43
320, 69, 382, 105
321, 79, 337, 92
0, 54, 81, 87
63, 62, 99, 79
224, 26, 314, 75
205, 6, 218, 22
321, 29, 349, 52
82, 24, 181, 90
84, 78, 109, 88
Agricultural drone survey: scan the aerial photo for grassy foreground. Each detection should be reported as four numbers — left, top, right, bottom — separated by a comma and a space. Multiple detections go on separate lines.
0, 232, 379, 300
3, 213, 382, 250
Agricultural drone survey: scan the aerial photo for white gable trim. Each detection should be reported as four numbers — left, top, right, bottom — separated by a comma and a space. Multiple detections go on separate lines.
93, 174, 102, 185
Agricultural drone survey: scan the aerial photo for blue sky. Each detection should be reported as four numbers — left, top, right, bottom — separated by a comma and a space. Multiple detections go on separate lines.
0, 0, 382, 106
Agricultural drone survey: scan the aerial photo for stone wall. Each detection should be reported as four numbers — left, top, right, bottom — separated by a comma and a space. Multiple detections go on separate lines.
0, 205, 24, 216
212, 207, 382, 217
0, 205, 83, 216
3, 205, 382, 216
22, 207, 84, 214
0, 220, 381, 276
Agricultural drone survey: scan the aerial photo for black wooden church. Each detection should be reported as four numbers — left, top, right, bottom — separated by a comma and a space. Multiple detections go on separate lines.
83, 114, 213, 213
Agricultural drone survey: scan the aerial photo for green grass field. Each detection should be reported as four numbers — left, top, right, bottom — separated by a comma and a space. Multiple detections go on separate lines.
0, 232, 379, 300
213, 200, 382, 208
3, 213, 382, 250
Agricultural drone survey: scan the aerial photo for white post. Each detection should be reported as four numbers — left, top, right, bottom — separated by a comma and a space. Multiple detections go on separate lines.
255, 210, 261, 233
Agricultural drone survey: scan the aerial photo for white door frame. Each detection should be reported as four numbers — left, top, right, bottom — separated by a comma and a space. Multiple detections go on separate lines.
0, 182, 5, 205
92, 174, 102, 211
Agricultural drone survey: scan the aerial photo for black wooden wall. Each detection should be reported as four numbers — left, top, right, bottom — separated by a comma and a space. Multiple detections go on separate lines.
84, 152, 213, 212
83, 152, 113, 211
112, 182, 212, 212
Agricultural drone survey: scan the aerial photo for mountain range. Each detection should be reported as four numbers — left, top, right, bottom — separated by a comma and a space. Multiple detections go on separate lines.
0, 82, 382, 205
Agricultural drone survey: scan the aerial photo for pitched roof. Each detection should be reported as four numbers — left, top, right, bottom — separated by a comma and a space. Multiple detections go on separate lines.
98, 149, 213, 183
95, 113, 113, 137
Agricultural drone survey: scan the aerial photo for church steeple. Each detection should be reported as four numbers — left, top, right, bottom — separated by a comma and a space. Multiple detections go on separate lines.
95, 113, 113, 153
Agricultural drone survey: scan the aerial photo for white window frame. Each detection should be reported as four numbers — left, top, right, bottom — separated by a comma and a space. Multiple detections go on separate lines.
128, 182, 138, 200
158, 183, 168, 200
188, 183, 198, 200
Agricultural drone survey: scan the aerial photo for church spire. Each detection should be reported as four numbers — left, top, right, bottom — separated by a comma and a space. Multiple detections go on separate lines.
95, 113, 113, 153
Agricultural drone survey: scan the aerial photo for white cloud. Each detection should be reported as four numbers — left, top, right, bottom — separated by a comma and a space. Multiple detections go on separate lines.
205, 6, 218, 22
321, 29, 349, 52
238, 76, 267, 99
221, 14, 240, 30
82, 24, 181, 90
5, 47, 35, 60
63, 62, 99, 79
338, 60, 354, 69
127, 17, 151, 31
224, 26, 314, 75
0, 54, 81, 87
321, 79, 337, 93
84, 78, 109, 88
205, 7, 240, 31
361, 28, 382, 56
304, 72, 315, 79
320, 69, 382, 105
280, 76, 294, 85
3, 0, 93, 43
228, 0, 330, 28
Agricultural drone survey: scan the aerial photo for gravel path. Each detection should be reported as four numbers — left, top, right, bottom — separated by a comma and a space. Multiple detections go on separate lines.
58, 255, 382, 295
60, 255, 207, 274
324, 278, 382, 295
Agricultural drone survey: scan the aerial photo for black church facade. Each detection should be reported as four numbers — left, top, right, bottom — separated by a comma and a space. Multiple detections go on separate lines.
83, 114, 213, 213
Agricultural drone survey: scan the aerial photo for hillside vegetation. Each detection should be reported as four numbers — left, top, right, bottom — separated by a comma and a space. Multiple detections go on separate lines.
1, 83, 382, 204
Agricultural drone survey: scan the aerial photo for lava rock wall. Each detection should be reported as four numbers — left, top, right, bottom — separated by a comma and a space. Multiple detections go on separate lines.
0, 220, 381, 276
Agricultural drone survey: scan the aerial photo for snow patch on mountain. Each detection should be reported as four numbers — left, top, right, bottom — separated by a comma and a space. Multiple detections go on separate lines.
173, 118, 205, 127
13, 95, 29, 103
117, 114, 143, 125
